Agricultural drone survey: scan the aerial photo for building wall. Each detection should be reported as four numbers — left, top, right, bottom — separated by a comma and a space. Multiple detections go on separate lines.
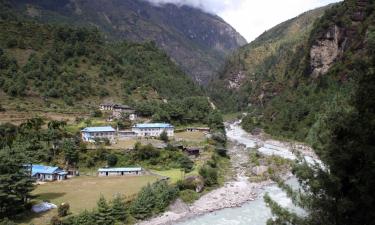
98, 171, 142, 176
132, 127, 174, 137
82, 131, 115, 142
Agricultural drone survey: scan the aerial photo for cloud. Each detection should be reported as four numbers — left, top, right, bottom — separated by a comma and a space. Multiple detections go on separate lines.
144, 0, 239, 14
144, 0, 342, 42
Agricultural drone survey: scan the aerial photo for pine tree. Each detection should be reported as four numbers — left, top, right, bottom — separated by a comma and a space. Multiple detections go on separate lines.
111, 194, 127, 222
95, 195, 114, 225
0, 146, 34, 219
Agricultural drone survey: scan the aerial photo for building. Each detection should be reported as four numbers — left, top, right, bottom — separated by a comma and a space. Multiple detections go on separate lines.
81, 126, 116, 142
184, 147, 201, 157
186, 127, 210, 132
29, 165, 68, 181
100, 103, 137, 120
98, 167, 144, 177
132, 123, 174, 138
118, 130, 136, 140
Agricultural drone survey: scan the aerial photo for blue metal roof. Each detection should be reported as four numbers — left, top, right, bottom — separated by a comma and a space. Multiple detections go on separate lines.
133, 123, 173, 128
81, 126, 116, 132
98, 167, 142, 172
31, 165, 60, 176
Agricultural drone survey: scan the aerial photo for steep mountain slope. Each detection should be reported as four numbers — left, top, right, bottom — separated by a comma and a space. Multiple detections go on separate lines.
9, 0, 247, 85
209, 6, 329, 111
212, 0, 375, 141
0, 3, 205, 112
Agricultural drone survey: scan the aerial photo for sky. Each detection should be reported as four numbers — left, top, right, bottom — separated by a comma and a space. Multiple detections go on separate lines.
145, 0, 342, 42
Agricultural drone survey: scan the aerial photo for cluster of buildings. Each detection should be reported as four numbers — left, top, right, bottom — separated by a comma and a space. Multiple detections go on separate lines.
81, 123, 174, 142
27, 164, 145, 181
100, 103, 136, 120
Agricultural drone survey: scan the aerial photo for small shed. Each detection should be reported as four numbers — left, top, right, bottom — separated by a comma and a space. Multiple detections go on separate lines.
184, 147, 200, 157
98, 167, 143, 177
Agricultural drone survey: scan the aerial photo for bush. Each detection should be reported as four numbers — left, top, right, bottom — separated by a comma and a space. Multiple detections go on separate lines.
178, 155, 194, 173
57, 203, 70, 217
159, 130, 169, 143
179, 189, 199, 203
199, 165, 218, 187
106, 154, 118, 167
91, 110, 102, 118
50, 216, 62, 225
215, 147, 228, 157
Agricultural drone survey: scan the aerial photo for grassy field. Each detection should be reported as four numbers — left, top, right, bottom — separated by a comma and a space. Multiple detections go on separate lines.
20, 175, 158, 225
174, 131, 207, 143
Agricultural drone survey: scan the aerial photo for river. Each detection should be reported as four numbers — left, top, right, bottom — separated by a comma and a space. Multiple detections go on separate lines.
176, 121, 306, 225
138, 120, 316, 225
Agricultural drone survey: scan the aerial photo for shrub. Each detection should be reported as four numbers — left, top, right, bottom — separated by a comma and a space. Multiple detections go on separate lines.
159, 130, 169, 143
57, 203, 70, 217
179, 189, 199, 204
106, 154, 118, 167
50, 216, 62, 225
199, 165, 218, 187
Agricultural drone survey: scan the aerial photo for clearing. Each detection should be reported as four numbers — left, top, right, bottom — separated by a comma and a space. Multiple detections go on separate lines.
20, 175, 158, 224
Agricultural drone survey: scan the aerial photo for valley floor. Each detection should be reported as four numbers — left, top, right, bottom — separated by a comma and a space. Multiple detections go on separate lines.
137, 120, 319, 225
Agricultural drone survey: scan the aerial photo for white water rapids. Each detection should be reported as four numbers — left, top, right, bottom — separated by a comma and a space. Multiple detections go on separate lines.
139, 120, 318, 225
176, 121, 315, 225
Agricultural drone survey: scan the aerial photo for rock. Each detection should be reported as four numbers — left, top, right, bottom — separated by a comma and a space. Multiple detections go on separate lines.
251, 166, 268, 176
310, 25, 344, 78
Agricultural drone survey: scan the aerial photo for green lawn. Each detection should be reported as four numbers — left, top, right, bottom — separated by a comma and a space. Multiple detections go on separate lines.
21, 175, 158, 225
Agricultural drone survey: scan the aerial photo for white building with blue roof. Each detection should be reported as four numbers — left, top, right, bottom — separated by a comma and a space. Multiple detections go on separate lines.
30, 165, 68, 181
81, 126, 116, 142
132, 123, 174, 137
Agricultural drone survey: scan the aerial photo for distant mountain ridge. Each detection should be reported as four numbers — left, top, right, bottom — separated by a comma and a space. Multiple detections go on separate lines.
10, 0, 247, 85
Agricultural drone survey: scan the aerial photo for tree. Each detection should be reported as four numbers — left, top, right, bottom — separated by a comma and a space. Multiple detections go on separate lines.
61, 139, 79, 168
106, 154, 118, 167
95, 195, 114, 225
199, 165, 218, 187
159, 130, 168, 143
0, 147, 34, 219
111, 194, 127, 221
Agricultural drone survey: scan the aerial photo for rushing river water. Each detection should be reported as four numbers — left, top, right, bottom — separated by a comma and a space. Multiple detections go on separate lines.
176, 121, 304, 225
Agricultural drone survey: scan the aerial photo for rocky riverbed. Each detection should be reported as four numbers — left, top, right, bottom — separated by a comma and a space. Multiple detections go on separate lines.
137, 120, 319, 225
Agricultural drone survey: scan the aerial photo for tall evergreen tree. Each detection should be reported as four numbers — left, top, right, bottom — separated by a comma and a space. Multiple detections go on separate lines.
0, 146, 34, 219
95, 195, 114, 225
111, 194, 127, 222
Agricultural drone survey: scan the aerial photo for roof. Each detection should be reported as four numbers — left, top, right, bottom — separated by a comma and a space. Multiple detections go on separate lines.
98, 167, 142, 172
133, 123, 173, 129
31, 165, 60, 176
113, 104, 132, 109
81, 126, 116, 132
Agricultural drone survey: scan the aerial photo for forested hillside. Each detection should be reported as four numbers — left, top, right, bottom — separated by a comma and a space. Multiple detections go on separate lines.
212, 0, 374, 142
8, 0, 247, 84
0, 1, 205, 113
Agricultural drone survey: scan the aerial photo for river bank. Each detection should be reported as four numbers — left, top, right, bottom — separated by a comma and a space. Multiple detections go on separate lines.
137, 120, 318, 225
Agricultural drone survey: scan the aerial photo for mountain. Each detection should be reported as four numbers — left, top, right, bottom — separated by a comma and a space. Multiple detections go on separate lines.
8, 0, 247, 85
0, 2, 206, 112
211, 0, 374, 141
209, 5, 329, 111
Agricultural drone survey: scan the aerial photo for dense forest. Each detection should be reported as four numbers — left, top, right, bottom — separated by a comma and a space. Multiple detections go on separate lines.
0, 1, 205, 112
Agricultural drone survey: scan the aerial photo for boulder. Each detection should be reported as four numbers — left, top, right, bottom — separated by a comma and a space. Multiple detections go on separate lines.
251, 166, 268, 176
